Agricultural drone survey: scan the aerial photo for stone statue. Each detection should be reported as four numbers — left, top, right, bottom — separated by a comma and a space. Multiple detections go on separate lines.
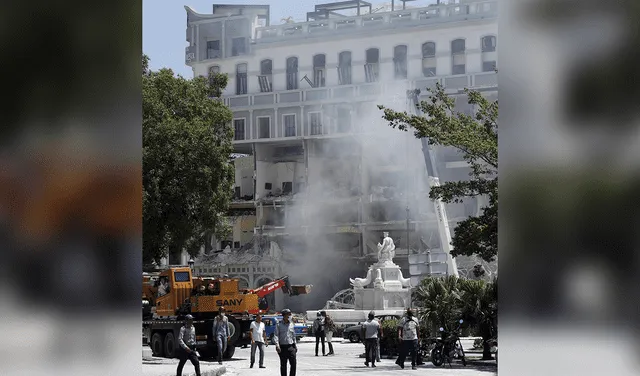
377, 232, 396, 264
349, 267, 372, 288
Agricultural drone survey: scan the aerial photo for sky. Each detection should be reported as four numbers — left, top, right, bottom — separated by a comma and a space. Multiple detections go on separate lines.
143, 0, 437, 78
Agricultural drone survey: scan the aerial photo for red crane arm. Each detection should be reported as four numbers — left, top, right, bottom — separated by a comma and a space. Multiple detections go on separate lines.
247, 276, 291, 298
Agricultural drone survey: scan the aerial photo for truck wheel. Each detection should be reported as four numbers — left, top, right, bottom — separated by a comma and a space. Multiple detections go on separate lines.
349, 332, 360, 343
151, 333, 164, 357
223, 344, 236, 359
227, 316, 241, 344
164, 332, 177, 358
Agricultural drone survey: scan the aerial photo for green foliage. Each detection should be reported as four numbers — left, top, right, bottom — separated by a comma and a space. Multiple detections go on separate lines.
378, 83, 498, 262
413, 276, 497, 359
380, 319, 400, 356
143, 54, 234, 264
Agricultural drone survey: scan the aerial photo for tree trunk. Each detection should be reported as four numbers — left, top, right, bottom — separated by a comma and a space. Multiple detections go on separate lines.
482, 337, 493, 360
169, 242, 183, 266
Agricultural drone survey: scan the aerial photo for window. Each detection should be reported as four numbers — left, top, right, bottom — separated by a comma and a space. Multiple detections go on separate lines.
174, 272, 190, 282
482, 36, 496, 52
313, 54, 326, 87
337, 108, 351, 133
233, 119, 245, 141
233, 241, 240, 249
207, 40, 220, 59
258, 117, 270, 138
310, 112, 322, 135
338, 51, 352, 85
451, 39, 466, 75
236, 63, 247, 95
283, 114, 296, 137
282, 182, 292, 194
481, 36, 497, 72
393, 45, 408, 79
258, 59, 272, 92
364, 48, 379, 83
421, 42, 437, 77
286, 57, 298, 90
231, 37, 246, 56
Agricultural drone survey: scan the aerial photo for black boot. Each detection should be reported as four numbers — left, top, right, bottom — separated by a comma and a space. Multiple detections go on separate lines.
327, 342, 334, 355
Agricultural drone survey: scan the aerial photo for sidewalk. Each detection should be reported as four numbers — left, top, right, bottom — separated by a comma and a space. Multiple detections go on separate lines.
143, 352, 226, 376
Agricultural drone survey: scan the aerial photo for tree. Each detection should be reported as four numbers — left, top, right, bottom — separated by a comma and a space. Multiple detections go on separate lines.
413, 276, 498, 360
378, 83, 498, 262
413, 276, 463, 336
459, 278, 497, 360
143, 54, 234, 265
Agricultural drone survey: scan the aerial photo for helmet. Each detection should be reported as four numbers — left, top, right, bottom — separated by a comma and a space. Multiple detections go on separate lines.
281, 308, 292, 315
185, 314, 194, 320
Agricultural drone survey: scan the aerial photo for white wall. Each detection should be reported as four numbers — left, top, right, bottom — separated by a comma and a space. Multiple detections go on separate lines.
255, 161, 304, 199
193, 22, 498, 96
234, 156, 255, 197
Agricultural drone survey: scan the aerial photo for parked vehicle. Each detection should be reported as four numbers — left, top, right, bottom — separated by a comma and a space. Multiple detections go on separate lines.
431, 319, 467, 367
342, 315, 400, 343
263, 314, 308, 344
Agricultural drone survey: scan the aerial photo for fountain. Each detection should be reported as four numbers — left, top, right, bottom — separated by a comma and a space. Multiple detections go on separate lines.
307, 232, 411, 324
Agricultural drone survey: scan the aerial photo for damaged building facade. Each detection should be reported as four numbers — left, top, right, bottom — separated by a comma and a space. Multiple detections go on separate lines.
185, 0, 498, 311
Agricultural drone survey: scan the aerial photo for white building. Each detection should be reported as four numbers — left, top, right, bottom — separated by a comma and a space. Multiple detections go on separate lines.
185, 0, 498, 310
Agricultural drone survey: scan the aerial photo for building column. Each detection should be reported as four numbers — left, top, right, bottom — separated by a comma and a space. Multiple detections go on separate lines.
195, 25, 200, 61
249, 110, 254, 139
299, 106, 305, 136
274, 108, 279, 138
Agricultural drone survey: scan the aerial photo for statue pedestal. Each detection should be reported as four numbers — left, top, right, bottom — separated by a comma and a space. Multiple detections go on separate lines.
353, 262, 411, 310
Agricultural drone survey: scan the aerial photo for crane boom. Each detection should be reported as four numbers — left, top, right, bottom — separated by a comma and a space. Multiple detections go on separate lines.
407, 89, 459, 277
246, 276, 312, 298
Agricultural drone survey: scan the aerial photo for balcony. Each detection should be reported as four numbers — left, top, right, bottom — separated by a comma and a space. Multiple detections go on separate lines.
253, 0, 497, 43
223, 71, 497, 109
185, 46, 196, 65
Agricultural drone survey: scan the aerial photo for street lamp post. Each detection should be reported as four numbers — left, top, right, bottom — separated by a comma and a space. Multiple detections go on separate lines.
188, 258, 195, 275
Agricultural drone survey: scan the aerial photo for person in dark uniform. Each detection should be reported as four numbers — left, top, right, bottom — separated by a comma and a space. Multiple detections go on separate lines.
273, 308, 297, 376
177, 314, 201, 376
313, 311, 325, 356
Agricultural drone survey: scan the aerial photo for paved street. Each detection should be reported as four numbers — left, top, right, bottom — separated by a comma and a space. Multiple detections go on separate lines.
221, 337, 496, 376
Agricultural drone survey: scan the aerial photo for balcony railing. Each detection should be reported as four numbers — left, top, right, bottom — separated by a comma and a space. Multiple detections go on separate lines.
253, 0, 497, 42
223, 71, 497, 109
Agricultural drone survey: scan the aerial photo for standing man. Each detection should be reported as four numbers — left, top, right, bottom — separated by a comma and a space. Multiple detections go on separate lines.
320, 311, 335, 356
177, 314, 201, 376
313, 312, 325, 356
250, 313, 267, 369
361, 311, 381, 368
212, 306, 230, 365
273, 308, 297, 376
395, 308, 420, 370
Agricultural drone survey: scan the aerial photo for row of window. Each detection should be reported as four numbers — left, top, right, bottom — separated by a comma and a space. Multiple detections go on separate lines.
234, 111, 352, 140
209, 36, 496, 95
197, 266, 275, 274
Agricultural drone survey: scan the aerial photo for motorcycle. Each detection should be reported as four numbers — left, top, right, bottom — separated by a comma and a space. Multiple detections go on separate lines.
430, 319, 467, 367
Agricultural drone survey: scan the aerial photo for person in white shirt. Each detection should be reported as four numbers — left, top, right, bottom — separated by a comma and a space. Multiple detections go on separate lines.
250, 313, 268, 368
395, 308, 421, 370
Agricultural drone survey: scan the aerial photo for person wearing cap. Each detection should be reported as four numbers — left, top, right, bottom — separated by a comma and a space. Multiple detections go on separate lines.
177, 315, 201, 376
313, 311, 326, 356
361, 311, 381, 368
396, 308, 420, 370
320, 310, 335, 356
273, 308, 297, 376
212, 306, 231, 365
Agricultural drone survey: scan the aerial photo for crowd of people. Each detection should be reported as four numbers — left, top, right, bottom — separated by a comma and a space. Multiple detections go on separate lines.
175, 307, 422, 376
